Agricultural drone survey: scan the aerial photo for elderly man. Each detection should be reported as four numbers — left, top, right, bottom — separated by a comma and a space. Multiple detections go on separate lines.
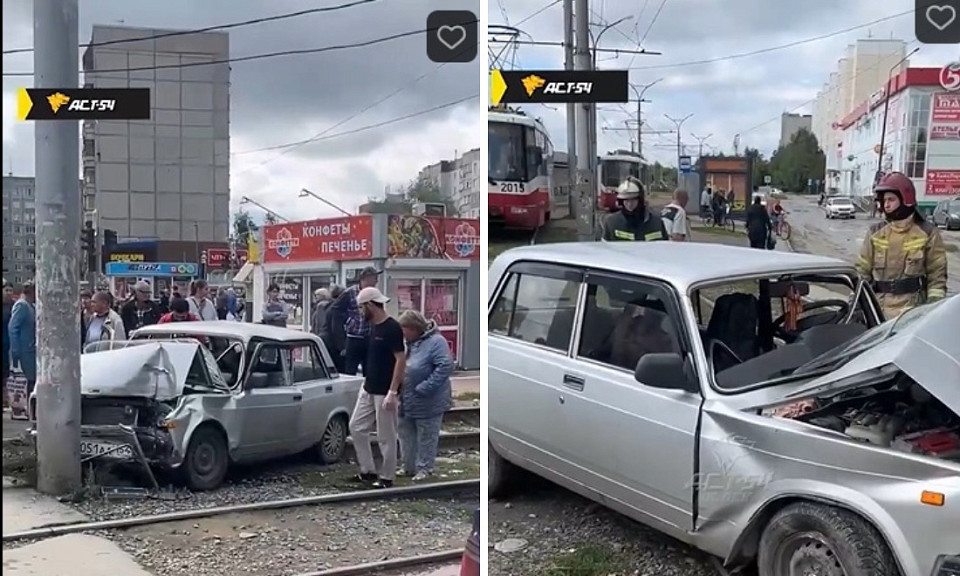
120, 280, 162, 334
661, 188, 691, 241
83, 291, 126, 347
311, 288, 332, 336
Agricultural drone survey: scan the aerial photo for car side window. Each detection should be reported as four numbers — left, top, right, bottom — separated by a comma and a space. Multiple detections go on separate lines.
249, 344, 292, 388
489, 271, 580, 352
291, 343, 329, 383
577, 275, 683, 372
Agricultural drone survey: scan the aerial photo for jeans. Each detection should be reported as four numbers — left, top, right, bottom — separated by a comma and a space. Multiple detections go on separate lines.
398, 414, 444, 474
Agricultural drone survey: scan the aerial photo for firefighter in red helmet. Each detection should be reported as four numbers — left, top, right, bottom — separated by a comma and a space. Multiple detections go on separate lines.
855, 172, 948, 319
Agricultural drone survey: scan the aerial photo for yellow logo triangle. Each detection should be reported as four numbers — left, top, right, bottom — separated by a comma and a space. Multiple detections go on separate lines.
16, 88, 33, 121
490, 70, 507, 106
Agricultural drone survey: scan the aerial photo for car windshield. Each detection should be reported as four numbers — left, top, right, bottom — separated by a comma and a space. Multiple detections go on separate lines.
793, 299, 944, 374
489, 121, 525, 182
950, 199, 960, 212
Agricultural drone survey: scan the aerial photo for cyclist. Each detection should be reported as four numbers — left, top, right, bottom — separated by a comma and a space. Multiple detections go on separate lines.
770, 199, 785, 235
600, 177, 668, 242
855, 172, 948, 319
700, 186, 712, 220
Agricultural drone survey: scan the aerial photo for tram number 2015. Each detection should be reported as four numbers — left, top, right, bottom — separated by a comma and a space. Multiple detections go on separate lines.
500, 182, 524, 193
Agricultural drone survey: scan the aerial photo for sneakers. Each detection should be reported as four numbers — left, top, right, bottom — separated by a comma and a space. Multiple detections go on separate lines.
350, 472, 378, 484
371, 478, 394, 489
411, 470, 432, 482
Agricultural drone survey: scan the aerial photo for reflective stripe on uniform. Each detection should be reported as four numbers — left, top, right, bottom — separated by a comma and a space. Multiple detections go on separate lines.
644, 231, 662, 241
871, 237, 890, 249
902, 238, 927, 252
614, 230, 636, 240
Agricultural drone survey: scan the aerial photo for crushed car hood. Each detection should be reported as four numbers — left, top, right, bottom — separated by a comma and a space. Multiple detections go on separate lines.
81, 342, 205, 400
787, 297, 960, 411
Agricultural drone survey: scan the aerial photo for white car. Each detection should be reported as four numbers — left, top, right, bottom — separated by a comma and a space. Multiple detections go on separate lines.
824, 196, 856, 219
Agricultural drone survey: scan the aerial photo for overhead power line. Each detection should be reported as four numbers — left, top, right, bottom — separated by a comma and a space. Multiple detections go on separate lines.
514, 0, 562, 27
2, 0, 378, 55
2, 19, 478, 77
629, 9, 912, 71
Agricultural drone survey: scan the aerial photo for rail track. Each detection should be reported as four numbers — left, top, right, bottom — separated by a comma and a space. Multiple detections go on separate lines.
348, 405, 479, 459
292, 551, 462, 576
2, 478, 479, 542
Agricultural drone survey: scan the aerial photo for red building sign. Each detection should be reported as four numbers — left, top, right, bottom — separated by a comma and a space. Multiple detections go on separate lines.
262, 216, 374, 263
926, 170, 960, 196
386, 215, 480, 260
932, 93, 960, 123
205, 248, 248, 268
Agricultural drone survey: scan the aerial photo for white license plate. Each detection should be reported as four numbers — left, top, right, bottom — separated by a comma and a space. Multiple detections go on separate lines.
80, 440, 134, 460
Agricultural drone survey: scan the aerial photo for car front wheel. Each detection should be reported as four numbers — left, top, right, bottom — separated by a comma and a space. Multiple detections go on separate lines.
488, 442, 516, 498
183, 425, 229, 491
316, 415, 348, 464
758, 502, 899, 576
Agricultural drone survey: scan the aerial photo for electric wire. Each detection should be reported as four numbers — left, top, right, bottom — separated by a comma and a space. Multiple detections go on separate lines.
2, 19, 478, 77
2, 0, 378, 55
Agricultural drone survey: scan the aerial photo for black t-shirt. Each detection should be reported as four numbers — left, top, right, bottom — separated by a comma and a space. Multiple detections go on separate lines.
363, 317, 405, 395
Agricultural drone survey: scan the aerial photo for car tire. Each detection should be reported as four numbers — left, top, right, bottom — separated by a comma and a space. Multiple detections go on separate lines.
758, 501, 898, 576
488, 442, 516, 498
316, 414, 349, 464
182, 425, 229, 491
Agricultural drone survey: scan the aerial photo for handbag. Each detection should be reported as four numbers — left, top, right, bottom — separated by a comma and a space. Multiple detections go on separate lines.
6, 368, 29, 421
766, 233, 777, 250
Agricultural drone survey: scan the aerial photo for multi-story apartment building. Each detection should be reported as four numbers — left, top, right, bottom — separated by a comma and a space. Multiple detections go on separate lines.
811, 39, 909, 186
81, 25, 231, 257
417, 148, 481, 217
779, 113, 813, 148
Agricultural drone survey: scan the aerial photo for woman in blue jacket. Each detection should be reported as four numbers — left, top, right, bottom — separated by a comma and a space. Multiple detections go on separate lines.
397, 310, 454, 481
8, 282, 37, 388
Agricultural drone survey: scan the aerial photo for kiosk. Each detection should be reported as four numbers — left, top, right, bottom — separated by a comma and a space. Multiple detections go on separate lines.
256, 214, 481, 370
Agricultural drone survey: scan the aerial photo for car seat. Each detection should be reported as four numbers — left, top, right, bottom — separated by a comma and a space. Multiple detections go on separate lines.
707, 293, 759, 361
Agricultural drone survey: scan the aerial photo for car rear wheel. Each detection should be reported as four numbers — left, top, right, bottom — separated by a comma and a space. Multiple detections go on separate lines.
488, 442, 516, 498
183, 426, 229, 491
758, 502, 898, 576
316, 415, 348, 464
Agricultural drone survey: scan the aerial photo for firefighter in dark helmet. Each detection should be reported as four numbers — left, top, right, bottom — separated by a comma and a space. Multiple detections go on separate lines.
855, 171, 948, 320
600, 176, 668, 242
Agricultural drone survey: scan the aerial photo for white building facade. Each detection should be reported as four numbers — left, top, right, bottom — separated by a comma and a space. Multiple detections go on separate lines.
836, 68, 960, 213
417, 148, 481, 218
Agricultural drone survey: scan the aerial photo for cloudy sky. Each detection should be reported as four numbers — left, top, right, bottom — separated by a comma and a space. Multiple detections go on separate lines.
493, 0, 957, 165
2, 0, 481, 222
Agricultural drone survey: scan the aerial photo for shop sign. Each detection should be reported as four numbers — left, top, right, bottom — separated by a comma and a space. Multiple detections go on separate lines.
926, 170, 960, 196
932, 93, 960, 123
105, 262, 199, 277
206, 248, 248, 267
387, 215, 480, 260
263, 216, 373, 263
931, 125, 960, 140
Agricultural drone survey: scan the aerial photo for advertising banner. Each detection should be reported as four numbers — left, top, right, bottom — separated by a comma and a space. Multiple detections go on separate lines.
262, 216, 373, 263
925, 170, 960, 196
205, 248, 248, 268
931, 93, 960, 123
386, 215, 480, 260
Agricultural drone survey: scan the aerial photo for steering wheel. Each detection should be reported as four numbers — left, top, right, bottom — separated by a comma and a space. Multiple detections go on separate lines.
773, 299, 850, 340
707, 339, 744, 375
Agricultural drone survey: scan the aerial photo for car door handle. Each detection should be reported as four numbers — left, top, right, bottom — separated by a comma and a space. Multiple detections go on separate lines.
324, 385, 333, 393
562, 374, 585, 391
292, 395, 302, 402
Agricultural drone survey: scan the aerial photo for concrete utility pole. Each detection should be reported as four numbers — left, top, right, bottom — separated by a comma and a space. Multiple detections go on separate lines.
573, 0, 595, 240
34, 0, 82, 495
665, 113, 694, 187
629, 79, 662, 159
690, 133, 713, 159
563, 0, 577, 222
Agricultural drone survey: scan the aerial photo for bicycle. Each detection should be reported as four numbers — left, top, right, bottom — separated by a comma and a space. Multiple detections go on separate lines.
774, 212, 792, 241
704, 206, 736, 233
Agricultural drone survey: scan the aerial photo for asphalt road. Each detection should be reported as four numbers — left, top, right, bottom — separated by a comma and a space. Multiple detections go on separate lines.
783, 195, 960, 296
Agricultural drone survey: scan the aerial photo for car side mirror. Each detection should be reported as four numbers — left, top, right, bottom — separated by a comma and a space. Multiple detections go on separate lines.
634, 353, 699, 394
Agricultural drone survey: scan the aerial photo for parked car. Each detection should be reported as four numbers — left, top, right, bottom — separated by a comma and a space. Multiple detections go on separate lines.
459, 507, 480, 576
824, 195, 856, 219
488, 241, 959, 576
35, 322, 363, 490
932, 196, 960, 231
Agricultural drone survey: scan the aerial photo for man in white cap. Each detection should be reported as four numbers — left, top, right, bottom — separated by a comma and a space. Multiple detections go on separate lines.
348, 286, 405, 489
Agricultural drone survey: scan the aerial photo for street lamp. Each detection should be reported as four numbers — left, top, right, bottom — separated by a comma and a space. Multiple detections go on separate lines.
629, 78, 663, 158
690, 132, 713, 159
665, 113, 694, 185
299, 188, 352, 217
238, 196, 290, 223
587, 16, 633, 181
876, 47, 920, 185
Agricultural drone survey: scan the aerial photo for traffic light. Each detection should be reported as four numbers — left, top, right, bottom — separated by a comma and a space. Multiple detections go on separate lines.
81, 221, 96, 253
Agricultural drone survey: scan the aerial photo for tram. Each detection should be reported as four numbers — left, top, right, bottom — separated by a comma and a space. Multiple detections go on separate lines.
597, 150, 645, 212
488, 107, 555, 230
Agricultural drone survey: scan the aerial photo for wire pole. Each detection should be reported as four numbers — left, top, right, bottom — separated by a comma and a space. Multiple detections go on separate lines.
690, 132, 713, 159
629, 79, 662, 160
573, 0, 595, 241
665, 114, 693, 188
563, 0, 577, 223
34, 0, 82, 496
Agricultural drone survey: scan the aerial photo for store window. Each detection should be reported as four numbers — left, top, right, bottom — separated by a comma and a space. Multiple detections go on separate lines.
386, 276, 461, 359
907, 93, 931, 179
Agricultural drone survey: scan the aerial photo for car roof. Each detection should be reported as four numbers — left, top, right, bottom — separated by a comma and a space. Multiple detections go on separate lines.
490, 242, 853, 292
133, 321, 321, 344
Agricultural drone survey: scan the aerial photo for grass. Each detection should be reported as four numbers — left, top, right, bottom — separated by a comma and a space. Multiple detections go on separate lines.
541, 544, 630, 576
455, 390, 481, 402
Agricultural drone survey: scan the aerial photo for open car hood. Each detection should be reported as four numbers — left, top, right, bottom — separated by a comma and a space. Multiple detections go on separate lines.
81, 342, 205, 400
787, 297, 960, 411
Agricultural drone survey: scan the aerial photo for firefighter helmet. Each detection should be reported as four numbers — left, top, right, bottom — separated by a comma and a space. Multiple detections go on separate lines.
874, 171, 916, 206
617, 177, 645, 200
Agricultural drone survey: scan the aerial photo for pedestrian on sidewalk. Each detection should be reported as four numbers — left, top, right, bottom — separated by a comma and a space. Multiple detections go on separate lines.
2, 281, 15, 397
332, 267, 381, 375
260, 283, 290, 327
746, 196, 772, 250
119, 281, 162, 335
396, 310, 453, 482
661, 189, 691, 241
8, 282, 37, 392
186, 279, 218, 321
600, 177, 668, 242
349, 287, 406, 489
855, 172, 948, 319
158, 297, 201, 323
83, 291, 127, 348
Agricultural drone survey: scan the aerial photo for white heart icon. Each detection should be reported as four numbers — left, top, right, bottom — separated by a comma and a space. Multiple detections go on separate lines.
437, 25, 467, 51
926, 4, 957, 31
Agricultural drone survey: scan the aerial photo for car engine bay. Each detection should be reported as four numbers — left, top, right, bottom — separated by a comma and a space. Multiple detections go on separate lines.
762, 372, 960, 462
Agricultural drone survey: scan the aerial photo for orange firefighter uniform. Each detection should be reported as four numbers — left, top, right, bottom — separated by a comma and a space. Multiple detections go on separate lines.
855, 172, 948, 320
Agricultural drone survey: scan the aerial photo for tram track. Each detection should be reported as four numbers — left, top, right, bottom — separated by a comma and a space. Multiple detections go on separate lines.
2, 479, 479, 543
292, 550, 462, 576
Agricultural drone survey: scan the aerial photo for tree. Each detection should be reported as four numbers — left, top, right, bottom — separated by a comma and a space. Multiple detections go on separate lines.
768, 130, 826, 192
744, 147, 771, 187
405, 174, 457, 217
232, 209, 259, 249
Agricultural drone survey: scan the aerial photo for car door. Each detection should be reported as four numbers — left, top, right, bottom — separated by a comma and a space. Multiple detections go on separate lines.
233, 342, 303, 459
488, 262, 584, 475
562, 271, 701, 533
288, 341, 336, 451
